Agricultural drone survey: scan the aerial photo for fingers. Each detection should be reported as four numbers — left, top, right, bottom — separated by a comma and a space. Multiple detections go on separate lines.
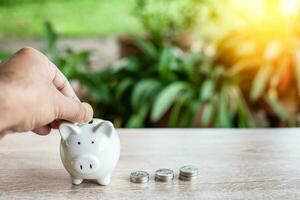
12, 48, 78, 100
53, 67, 79, 101
46, 58, 79, 101
45, 52, 93, 128
54, 92, 93, 123
15, 47, 80, 100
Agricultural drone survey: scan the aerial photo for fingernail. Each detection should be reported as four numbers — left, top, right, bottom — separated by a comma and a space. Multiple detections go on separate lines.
82, 102, 94, 123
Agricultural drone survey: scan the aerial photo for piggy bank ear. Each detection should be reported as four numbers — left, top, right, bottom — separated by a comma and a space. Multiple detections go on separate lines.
59, 123, 80, 141
92, 120, 114, 138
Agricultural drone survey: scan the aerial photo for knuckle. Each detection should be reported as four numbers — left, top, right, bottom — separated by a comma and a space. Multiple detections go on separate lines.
17, 47, 38, 57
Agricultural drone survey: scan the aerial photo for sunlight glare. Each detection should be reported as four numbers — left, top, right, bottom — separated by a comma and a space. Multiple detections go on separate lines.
281, 0, 299, 15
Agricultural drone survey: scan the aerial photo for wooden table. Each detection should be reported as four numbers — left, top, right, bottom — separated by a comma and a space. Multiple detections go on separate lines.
0, 129, 300, 200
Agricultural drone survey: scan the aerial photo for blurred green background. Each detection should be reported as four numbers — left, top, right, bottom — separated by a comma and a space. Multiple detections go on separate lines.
0, 0, 299, 128
0, 0, 141, 38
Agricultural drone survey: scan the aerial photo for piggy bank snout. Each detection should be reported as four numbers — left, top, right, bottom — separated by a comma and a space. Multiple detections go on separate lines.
72, 155, 100, 174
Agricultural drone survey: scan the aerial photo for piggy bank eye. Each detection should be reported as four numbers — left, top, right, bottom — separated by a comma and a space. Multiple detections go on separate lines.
77, 142, 81, 145
91, 141, 94, 144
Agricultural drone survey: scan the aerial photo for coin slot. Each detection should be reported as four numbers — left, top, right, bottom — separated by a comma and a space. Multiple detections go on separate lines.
80, 165, 83, 170
90, 164, 92, 169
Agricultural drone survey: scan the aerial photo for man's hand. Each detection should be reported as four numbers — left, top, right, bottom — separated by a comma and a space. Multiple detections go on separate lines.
0, 47, 93, 136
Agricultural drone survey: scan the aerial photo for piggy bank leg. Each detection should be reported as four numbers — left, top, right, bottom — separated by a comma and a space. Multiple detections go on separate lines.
97, 175, 111, 186
72, 177, 83, 185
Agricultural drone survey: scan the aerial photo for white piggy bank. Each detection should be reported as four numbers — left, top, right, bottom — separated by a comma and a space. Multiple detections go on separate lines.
59, 118, 120, 185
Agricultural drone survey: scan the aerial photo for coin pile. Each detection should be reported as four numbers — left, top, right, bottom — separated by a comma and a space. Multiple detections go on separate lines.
179, 165, 198, 181
130, 171, 149, 183
155, 168, 174, 182
130, 165, 198, 184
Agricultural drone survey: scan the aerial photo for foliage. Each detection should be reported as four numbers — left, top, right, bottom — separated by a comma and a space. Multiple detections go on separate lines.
42, 22, 92, 82
133, 0, 200, 42
35, 14, 255, 128
216, 1, 300, 126
1, 0, 299, 127
41, 18, 256, 128
73, 40, 256, 128
0, 0, 140, 39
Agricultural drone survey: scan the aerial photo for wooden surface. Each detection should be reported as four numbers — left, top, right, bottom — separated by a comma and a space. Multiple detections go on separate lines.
1, 129, 300, 200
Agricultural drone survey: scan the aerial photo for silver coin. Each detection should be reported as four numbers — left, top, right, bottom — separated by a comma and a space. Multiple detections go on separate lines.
155, 177, 173, 182
179, 165, 198, 177
155, 169, 174, 178
130, 171, 149, 183
155, 175, 174, 182
155, 168, 174, 182
131, 177, 149, 183
179, 175, 197, 181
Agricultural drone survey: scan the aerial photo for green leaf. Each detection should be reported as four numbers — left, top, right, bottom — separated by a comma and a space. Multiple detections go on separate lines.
168, 100, 183, 127
151, 82, 190, 122
250, 63, 272, 101
232, 87, 255, 128
126, 114, 144, 128
135, 38, 157, 59
70, 71, 96, 88
182, 53, 203, 82
91, 84, 111, 104
131, 79, 162, 110
269, 56, 286, 90
236, 100, 251, 128
44, 21, 58, 51
199, 79, 214, 101
168, 91, 194, 127
215, 88, 232, 128
157, 45, 177, 81
116, 78, 135, 100
180, 100, 199, 127
126, 104, 149, 128
201, 103, 213, 126
265, 94, 289, 121
158, 45, 171, 78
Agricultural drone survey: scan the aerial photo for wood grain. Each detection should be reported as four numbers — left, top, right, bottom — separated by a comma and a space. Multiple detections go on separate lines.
0, 129, 300, 200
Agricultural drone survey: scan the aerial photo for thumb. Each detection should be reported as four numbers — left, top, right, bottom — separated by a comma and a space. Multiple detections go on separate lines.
55, 95, 93, 123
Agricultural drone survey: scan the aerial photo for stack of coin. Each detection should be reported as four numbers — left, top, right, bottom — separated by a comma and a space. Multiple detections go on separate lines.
179, 165, 198, 181
130, 171, 149, 183
155, 168, 174, 182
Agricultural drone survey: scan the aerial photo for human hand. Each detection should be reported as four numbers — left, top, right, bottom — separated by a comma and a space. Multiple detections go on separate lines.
0, 47, 93, 136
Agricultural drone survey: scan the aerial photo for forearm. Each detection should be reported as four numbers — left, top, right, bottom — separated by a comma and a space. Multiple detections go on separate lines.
0, 75, 16, 135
